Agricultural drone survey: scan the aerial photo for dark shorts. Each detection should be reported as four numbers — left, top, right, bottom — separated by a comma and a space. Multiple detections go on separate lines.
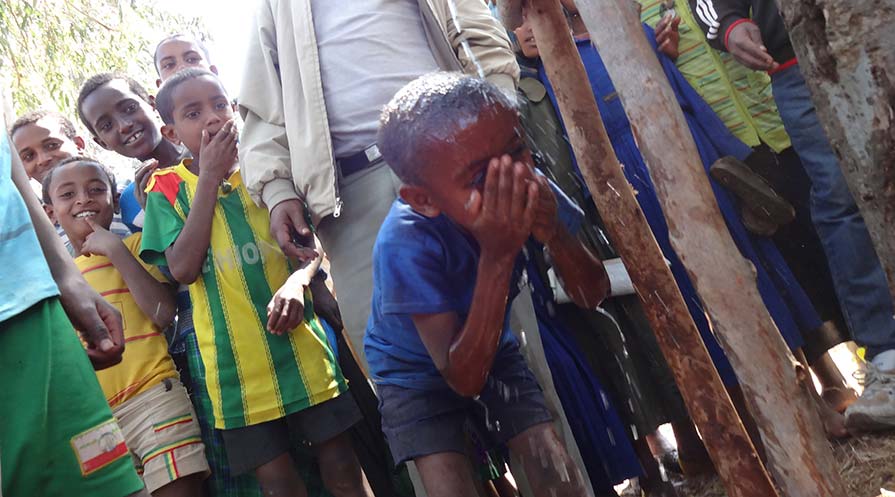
221, 392, 362, 475
377, 345, 553, 465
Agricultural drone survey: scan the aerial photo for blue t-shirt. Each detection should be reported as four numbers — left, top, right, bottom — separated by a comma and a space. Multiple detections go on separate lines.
0, 135, 58, 322
365, 180, 583, 390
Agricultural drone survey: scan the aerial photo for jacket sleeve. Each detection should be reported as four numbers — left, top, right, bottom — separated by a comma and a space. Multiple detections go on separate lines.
446, 0, 520, 93
238, 0, 301, 211
688, 0, 752, 52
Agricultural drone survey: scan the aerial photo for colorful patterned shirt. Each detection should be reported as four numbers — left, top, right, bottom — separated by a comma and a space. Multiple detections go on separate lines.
140, 162, 346, 430
76, 233, 179, 407
639, 0, 791, 152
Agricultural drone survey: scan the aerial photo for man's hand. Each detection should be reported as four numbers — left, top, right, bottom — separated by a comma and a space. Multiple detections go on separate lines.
656, 15, 682, 59
81, 218, 125, 258
57, 276, 125, 370
463, 155, 538, 259
134, 159, 160, 209
267, 274, 307, 335
269, 199, 319, 262
197, 120, 239, 185
727, 21, 779, 71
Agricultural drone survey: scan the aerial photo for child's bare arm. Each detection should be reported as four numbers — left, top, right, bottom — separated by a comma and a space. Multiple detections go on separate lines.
165, 121, 238, 284
413, 157, 537, 397
82, 219, 176, 329
412, 253, 517, 397
531, 176, 610, 309
266, 244, 322, 335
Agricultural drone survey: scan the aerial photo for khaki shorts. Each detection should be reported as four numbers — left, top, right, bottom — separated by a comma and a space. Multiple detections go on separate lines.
113, 378, 210, 493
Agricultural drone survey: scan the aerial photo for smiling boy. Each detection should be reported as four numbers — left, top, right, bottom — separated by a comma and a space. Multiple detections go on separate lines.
77, 73, 189, 232
42, 156, 209, 496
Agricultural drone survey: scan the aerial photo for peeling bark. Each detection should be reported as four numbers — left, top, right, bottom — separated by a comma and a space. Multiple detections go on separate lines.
511, 1, 780, 496
778, 0, 895, 300
497, 0, 848, 495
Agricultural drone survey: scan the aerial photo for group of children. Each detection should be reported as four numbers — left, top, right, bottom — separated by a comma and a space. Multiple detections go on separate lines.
5, 1, 890, 496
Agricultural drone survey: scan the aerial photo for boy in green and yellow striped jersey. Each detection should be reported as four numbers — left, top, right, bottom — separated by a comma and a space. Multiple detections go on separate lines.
141, 68, 373, 497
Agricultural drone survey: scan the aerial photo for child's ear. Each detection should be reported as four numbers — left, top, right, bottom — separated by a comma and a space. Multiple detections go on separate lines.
43, 203, 57, 224
112, 190, 121, 214
148, 94, 157, 111
210, 65, 220, 76
161, 124, 181, 145
155, 78, 162, 89
399, 184, 440, 218
73, 136, 86, 152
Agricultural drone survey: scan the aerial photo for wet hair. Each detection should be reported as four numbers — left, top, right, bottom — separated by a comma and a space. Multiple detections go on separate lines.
155, 68, 223, 125
42, 156, 117, 205
153, 33, 212, 74
10, 110, 79, 142
77, 72, 153, 136
378, 72, 517, 184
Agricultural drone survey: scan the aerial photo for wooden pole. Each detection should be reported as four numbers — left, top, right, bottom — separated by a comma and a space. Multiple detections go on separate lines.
500, 1, 778, 496
776, 0, 895, 301
557, 0, 848, 495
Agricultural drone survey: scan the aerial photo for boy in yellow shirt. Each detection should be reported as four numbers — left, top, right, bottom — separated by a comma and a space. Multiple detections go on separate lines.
43, 156, 209, 496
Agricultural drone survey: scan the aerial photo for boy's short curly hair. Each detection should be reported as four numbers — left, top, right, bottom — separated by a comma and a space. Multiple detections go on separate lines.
77, 72, 152, 136
42, 156, 118, 205
377, 72, 518, 185
155, 68, 222, 125
10, 110, 78, 141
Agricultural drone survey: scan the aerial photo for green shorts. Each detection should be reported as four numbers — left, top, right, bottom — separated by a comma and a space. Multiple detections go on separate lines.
0, 298, 144, 497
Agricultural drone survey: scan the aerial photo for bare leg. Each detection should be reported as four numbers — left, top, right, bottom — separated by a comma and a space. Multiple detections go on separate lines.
794, 349, 849, 439
506, 423, 587, 497
670, 420, 714, 476
492, 474, 520, 497
414, 451, 480, 497
813, 351, 857, 413
152, 473, 205, 497
254, 452, 308, 497
633, 438, 678, 497
315, 432, 373, 497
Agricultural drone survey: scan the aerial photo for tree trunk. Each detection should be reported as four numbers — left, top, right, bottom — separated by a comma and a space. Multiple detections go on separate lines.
504, 1, 778, 496
776, 0, 895, 301
559, 1, 847, 495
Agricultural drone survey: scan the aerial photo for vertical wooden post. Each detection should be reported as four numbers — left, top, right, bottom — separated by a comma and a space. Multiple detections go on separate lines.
560, 0, 848, 495
501, 1, 778, 496
776, 0, 895, 301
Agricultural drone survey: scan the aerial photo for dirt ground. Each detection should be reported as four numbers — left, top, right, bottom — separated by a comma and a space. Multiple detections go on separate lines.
668, 432, 895, 497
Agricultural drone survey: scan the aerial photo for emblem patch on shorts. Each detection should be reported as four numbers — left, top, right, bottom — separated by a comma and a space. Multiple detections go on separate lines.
70, 419, 129, 475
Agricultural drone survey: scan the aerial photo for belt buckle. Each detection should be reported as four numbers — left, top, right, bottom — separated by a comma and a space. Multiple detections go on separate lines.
364, 144, 381, 163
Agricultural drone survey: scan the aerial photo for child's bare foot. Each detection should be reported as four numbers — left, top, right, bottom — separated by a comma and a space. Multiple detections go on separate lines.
822, 386, 858, 414
818, 399, 850, 439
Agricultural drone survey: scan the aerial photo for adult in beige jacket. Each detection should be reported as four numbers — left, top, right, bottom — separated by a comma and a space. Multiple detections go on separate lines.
238, 0, 519, 369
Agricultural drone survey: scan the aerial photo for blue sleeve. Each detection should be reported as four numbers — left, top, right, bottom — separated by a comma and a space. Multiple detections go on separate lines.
377, 232, 459, 316
542, 174, 584, 235
119, 182, 144, 233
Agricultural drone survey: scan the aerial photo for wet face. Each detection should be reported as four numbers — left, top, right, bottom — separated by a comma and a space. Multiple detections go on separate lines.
80, 79, 162, 160
12, 117, 84, 182
156, 38, 215, 84
410, 104, 535, 227
162, 75, 235, 159
514, 15, 539, 58
45, 161, 117, 244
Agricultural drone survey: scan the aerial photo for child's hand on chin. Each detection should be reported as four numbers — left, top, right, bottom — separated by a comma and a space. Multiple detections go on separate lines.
463, 154, 538, 260
81, 218, 123, 258
266, 278, 307, 335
